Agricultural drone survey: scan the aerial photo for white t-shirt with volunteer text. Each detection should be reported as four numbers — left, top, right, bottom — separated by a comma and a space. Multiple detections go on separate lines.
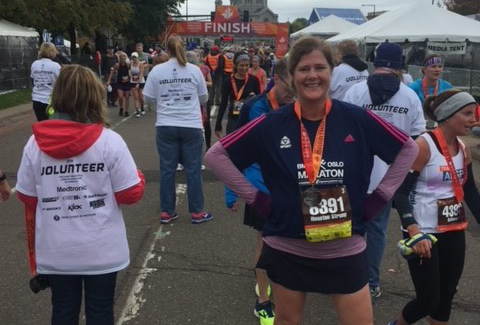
143, 58, 208, 129
329, 63, 369, 100
16, 129, 140, 275
30, 58, 61, 104
343, 80, 426, 192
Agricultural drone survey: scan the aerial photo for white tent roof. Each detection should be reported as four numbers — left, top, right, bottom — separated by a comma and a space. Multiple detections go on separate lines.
0, 19, 38, 37
328, 3, 480, 43
291, 15, 358, 39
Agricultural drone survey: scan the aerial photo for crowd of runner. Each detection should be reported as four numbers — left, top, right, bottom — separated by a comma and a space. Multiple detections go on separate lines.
4, 35, 480, 325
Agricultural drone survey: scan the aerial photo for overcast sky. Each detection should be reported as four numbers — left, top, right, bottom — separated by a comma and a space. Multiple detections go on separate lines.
178, 0, 444, 23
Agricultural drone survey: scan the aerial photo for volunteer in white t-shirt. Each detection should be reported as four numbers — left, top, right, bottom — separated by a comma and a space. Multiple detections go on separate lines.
30, 42, 61, 121
344, 42, 426, 299
329, 40, 369, 100
17, 65, 144, 325
143, 36, 212, 225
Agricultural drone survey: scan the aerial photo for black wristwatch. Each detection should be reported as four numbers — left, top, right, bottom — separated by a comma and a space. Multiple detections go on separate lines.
0, 172, 6, 182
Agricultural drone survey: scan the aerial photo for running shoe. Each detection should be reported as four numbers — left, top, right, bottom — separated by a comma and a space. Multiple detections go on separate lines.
135, 110, 141, 118
255, 283, 272, 298
176, 163, 184, 171
124, 111, 129, 117
160, 212, 178, 224
119, 108, 124, 116
191, 212, 213, 224
141, 108, 146, 115
370, 286, 381, 298
254, 300, 275, 325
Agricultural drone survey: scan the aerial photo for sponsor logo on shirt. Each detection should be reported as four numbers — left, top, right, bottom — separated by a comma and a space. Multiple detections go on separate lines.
297, 161, 345, 185
42, 196, 59, 203
344, 134, 356, 143
89, 199, 105, 210
439, 166, 464, 181
57, 185, 88, 193
67, 203, 82, 211
280, 136, 291, 149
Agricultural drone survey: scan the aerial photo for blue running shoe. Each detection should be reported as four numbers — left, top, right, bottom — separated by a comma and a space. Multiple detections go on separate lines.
191, 212, 213, 224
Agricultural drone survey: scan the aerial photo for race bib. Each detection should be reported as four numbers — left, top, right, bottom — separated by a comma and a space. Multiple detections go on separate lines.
301, 186, 352, 242
437, 197, 467, 232
232, 101, 243, 115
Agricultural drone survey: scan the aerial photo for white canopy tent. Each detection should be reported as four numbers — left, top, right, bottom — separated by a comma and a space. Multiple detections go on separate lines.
290, 15, 358, 40
0, 19, 38, 38
328, 3, 480, 43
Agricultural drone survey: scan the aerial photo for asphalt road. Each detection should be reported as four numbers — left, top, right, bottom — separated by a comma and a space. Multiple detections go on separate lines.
0, 104, 480, 325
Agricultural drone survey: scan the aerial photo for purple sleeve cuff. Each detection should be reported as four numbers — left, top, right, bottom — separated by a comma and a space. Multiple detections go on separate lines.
363, 190, 389, 222
248, 190, 272, 220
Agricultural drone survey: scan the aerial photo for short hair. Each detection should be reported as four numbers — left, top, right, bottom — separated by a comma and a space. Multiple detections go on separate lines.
51, 65, 109, 126
185, 51, 198, 65
423, 89, 463, 122
288, 36, 334, 78
274, 57, 289, 80
336, 40, 359, 57
38, 42, 58, 60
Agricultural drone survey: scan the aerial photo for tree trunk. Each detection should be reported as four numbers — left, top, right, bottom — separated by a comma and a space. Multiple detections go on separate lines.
69, 22, 77, 57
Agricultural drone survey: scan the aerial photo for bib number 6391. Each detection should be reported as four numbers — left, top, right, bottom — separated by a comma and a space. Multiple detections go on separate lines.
309, 197, 345, 215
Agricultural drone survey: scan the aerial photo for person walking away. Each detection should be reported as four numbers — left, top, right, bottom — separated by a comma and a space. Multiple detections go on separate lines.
343, 42, 426, 299
129, 52, 145, 118
205, 36, 418, 325
329, 40, 369, 100
388, 90, 480, 325
215, 51, 261, 138
143, 36, 212, 225
16, 64, 145, 325
31, 42, 61, 121
205, 45, 222, 107
136, 43, 151, 113
107, 53, 131, 117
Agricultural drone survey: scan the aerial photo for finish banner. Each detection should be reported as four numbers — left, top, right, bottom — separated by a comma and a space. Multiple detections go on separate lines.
170, 6, 289, 58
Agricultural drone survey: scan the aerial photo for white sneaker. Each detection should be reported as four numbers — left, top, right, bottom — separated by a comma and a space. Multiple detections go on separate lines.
176, 163, 184, 171
201, 164, 206, 170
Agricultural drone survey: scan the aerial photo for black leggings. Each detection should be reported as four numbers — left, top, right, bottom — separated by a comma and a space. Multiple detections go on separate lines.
32, 101, 49, 121
402, 230, 465, 323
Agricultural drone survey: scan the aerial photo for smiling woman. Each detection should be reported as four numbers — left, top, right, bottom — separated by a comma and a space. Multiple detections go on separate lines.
205, 36, 419, 325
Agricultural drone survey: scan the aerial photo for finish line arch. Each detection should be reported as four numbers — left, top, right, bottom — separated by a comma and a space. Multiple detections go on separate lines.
167, 6, 289, 58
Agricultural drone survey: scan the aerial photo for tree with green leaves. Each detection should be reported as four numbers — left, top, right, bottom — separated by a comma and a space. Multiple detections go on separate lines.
446, 0, 480, 15
288, 18, 308, 34
0, 0, 132, 54
121, 0, 183, 42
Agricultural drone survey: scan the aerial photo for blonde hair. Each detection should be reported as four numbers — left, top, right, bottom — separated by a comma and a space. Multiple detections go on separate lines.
51, 65, 109, 126
38, 42, 58, 60
166, 36, 186, 66
185, 51, 198, 65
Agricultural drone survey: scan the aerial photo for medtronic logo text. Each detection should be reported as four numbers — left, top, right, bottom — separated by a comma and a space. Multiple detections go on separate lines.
280, 136, 291, 149
41, 163, 105, 176
159, 78, 192, 85
57, 185, 87, 192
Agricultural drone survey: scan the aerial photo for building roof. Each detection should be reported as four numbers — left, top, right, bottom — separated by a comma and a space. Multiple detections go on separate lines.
0, 19, 38, 37
309, 8, 367, 25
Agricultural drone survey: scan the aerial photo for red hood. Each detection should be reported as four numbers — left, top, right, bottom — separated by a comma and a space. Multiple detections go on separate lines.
32, 120, 103, 159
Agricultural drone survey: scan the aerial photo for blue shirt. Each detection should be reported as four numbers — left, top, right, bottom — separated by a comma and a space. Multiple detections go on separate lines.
409, 78, 453, 103
221, 100, 409, 238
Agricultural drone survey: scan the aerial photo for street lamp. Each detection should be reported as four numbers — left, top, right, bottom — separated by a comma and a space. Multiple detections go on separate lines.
362, 4, 376, 19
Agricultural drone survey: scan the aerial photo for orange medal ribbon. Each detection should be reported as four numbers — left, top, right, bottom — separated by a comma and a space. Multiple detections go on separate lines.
294, 99, 332, 185
432, 128, 467, 203
231, 74, 249, 101
267, 89, 280, 110
422, 77, 438, 100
